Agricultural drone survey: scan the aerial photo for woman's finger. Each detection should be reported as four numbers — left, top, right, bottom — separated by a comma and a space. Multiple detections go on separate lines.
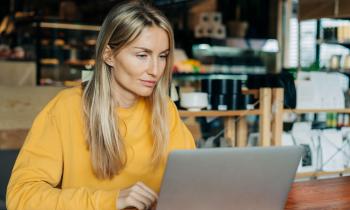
126, 196, 146, 210
130, 190, 152, 209
133, 185, 157, 203
137, 182, 158, 199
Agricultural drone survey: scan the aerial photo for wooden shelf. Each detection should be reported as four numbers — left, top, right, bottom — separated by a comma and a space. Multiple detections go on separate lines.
65, 59, 95, 66
41, 59, 96, 67
40, 58, 59, 65
296, 168, 350, 179
179, 109, 261, 117
284, 109, 350, 114
38, 22, 100, 31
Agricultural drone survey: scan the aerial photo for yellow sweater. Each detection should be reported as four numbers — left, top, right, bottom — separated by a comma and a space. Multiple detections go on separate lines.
6, 86, 195, 210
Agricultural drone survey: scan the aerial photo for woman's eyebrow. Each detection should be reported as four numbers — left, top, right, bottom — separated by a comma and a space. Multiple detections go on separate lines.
161, 49, 170, 54
133, 47, 152, 53
133, 47, 170, 54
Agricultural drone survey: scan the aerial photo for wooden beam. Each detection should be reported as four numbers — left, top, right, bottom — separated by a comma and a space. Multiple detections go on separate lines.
237, 117, 248, 147
272, 88, 284, 146
224, 117, 236, 147
259, 88, 272, 147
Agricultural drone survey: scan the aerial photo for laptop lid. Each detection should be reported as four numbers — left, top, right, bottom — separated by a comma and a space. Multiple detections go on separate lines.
156, 146, 303, 210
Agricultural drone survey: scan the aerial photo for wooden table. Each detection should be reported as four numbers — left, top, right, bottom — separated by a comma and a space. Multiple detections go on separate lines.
285, 176, 350, 209
125, 177, 350, 210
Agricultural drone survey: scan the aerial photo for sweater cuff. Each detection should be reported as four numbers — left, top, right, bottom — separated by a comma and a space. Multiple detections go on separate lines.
98, 189, 119, 210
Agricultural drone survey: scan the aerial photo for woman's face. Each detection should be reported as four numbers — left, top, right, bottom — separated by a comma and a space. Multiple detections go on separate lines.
106, 26, 170, 100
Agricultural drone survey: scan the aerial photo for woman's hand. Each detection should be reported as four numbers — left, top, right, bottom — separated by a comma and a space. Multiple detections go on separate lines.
117, 182, 158, 210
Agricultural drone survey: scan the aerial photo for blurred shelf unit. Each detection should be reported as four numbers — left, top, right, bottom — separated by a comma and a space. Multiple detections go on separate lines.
294, 4, 350, 180
0, 12, 37, 62
281, 108, 350, 179
316, 24, 350, 66
179, 109, 261, 117
190, 38, 279, 75
173, 72, 248, 81
34, 21, 99, 86
192, 38, 279, 54
284, 109, 350, 114
298, 0, 350, 70
179, 88, 285, 149
179, 99, 350, 179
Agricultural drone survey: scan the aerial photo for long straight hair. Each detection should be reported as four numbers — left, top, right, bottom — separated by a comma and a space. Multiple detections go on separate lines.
82, 1, 174, 179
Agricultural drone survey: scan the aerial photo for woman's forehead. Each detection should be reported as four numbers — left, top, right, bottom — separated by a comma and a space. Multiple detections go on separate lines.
125, 26, 169, 51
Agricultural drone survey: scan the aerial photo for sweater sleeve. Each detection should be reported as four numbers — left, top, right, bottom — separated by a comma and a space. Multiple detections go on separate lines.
6, 99, 119, 210
168, 100, 196, 150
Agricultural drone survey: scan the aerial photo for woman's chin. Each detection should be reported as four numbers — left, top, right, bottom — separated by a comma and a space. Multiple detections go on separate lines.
135, 89, 154, 97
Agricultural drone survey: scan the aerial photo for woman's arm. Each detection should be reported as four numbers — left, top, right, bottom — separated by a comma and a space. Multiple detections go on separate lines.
6, 102, 118, 210
6, 94, 159, 210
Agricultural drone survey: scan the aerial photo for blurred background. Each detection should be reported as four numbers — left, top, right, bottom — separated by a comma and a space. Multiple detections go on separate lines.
3, 1, 350, 208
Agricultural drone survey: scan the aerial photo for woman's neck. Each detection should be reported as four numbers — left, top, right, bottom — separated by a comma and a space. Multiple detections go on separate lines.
116, 96, 137, 108
111, 81, 138, 108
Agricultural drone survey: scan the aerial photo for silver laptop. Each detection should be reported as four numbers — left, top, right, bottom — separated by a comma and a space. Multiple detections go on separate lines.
156, 146, 303, 210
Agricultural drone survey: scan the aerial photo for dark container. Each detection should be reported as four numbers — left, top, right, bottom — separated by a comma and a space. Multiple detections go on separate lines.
202, 79, 242, 95
201, 79, 214, 94
212, 79, 242, 94
211, 94, 228, 110
227, 93, 244, 110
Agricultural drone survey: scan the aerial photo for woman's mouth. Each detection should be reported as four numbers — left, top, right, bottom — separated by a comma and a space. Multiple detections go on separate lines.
140, 79, 157, 88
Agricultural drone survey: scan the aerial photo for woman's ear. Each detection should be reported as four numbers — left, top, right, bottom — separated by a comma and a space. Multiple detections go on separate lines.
103, 45, 114, 67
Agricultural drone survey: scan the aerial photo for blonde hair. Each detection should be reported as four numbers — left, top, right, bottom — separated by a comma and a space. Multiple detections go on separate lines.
82, 1, 174, 179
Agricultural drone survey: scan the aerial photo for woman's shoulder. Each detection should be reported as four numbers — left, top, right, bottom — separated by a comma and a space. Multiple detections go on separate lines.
43, 86, 83, 115
56, 85, 82, 101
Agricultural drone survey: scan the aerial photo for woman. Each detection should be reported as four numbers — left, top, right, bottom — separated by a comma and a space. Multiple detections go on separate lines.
6, 1, 195, 210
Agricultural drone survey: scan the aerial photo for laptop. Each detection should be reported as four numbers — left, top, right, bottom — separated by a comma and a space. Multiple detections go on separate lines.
156, 146, 303, 210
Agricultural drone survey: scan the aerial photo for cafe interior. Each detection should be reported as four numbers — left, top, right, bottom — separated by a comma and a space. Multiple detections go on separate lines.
1, 0, 350, 209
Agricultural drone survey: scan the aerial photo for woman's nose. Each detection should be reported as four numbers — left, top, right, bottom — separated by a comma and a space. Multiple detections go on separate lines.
147, 57, 160, 76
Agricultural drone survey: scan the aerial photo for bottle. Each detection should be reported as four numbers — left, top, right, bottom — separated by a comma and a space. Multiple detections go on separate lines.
326, 112, 332, 127
344, 114, 350, 127
337, 113, 344, 127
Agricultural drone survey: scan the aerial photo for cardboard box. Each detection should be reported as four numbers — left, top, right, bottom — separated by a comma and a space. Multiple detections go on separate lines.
188, 0, 217, 30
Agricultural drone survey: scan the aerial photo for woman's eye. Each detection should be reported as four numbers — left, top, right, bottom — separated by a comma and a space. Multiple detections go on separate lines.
160, 54, 168, 59
137, 54, 147, 59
